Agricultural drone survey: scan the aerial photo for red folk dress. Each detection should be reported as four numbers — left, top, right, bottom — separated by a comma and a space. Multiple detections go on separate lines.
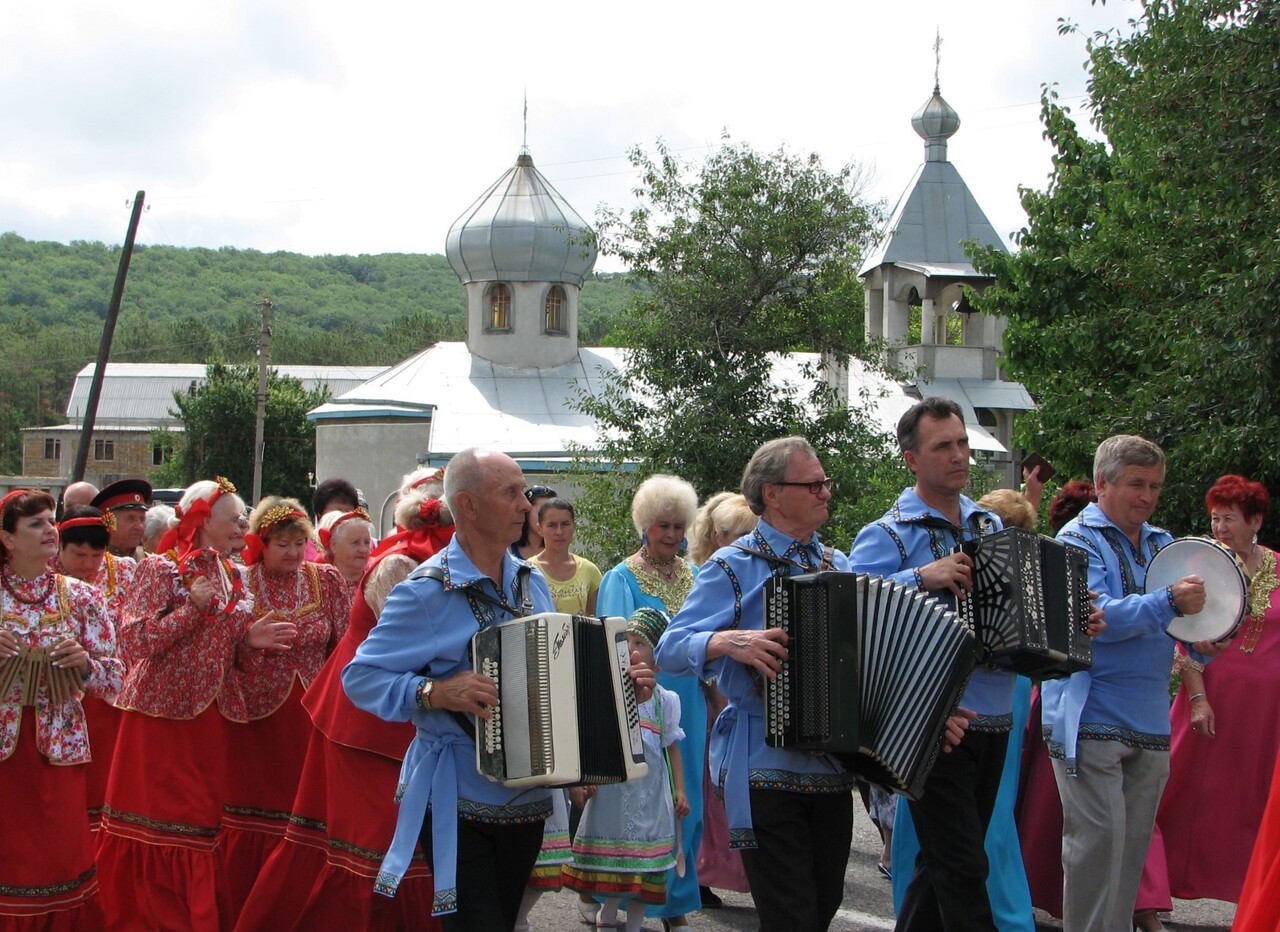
234, 521, 453, 932
96, 550, 253, 932
77, 552, 135, 834
218, 561, 349, 924
0, 570, 123, 930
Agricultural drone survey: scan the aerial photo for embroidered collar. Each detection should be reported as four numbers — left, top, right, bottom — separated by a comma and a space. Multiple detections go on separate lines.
1073, 502, 1168, 544
889, 487, 994, 530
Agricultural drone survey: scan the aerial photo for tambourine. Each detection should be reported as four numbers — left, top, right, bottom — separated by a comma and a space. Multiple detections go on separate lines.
1146, 537, 1246, 644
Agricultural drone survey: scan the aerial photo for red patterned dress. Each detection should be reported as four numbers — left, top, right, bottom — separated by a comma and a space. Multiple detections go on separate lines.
235, 523, 452, 932
96, 550, 253, 932
0, 570, 122, 930
219, 561, 349, 924
78, 552, 135, 834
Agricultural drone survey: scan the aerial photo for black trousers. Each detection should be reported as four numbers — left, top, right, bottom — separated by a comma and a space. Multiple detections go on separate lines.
739, 787, 854, 932
896, 729, 1009, 932
418, 813, 544, 932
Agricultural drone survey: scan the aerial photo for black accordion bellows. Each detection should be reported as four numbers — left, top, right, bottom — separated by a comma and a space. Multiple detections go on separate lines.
958, 527, 1092, 679
764, 572, 975, 799
472, 613, 647, 788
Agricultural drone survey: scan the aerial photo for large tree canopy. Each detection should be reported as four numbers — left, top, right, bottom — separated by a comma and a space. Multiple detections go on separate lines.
571, 139, 904, 561
154, 364, 329, 505
972, 0, 1280, 542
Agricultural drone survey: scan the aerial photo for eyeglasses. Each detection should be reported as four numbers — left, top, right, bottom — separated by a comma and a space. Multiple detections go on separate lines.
525, 486, 557, 502
773, 478, 835, 495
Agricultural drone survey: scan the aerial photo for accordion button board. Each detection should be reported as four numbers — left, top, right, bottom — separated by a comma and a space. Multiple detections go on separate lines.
472, 613, 649, 788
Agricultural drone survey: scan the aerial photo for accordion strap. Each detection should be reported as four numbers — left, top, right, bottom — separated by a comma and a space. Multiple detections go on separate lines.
731, 543, 836, 573
407, 563, 535, 743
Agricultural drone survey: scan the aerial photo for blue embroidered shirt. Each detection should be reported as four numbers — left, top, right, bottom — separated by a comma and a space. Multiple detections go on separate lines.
654, 518, 856, 850
849, 486, 1015, 728
342, 537, 555, 916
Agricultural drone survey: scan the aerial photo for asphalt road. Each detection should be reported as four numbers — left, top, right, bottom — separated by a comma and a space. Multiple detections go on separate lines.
525, 807, 1236, 931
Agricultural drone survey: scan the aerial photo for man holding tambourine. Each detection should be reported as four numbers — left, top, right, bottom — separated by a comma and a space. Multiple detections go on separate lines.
1043, 435, 1228, 932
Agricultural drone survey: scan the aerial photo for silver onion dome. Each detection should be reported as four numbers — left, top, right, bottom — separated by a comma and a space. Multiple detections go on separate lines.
445, 152, 597, 287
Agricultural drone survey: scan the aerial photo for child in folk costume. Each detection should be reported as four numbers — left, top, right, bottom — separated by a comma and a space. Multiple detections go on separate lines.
564, 607, 690, 932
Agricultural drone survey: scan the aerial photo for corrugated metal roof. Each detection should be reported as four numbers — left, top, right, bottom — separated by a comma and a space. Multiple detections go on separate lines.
64, 363, 387, 427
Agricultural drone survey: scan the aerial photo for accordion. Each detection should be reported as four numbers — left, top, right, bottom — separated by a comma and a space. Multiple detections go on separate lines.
764, 571, 975, 799
957, 527, 1092, 679
471, 612, 648, 788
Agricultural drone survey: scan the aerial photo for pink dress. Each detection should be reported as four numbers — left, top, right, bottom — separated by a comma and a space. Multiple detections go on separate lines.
1138, 548, 1280, 907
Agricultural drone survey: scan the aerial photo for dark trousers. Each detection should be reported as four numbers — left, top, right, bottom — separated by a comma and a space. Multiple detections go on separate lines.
896, 729, 1009, 932
419, 814, 544, 932
739, 787, 853, 932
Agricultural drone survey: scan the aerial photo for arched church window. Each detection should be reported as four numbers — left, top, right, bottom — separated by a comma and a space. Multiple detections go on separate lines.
486, 283, 511, 332
544, 286, 566, 334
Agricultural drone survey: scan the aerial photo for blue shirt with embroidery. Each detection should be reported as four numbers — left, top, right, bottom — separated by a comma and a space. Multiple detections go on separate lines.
654, 518, 855, 850
1042, 501, 1192, 761
342, 536, 555, 915
849, 486, 1015, 727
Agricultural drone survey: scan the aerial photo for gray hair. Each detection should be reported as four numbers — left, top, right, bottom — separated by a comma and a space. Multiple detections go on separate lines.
741, 437, 817, 516
1093, 435, 1166, 485
443, 448, 487, 516
172, 480, 245, 530
630, 474, 699, 536
897, 397, 964, 453
144, 504, 174, 541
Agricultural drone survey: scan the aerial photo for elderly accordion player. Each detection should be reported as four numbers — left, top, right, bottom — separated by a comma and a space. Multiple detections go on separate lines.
472, 612, 648, 788
764, 571, 975, 799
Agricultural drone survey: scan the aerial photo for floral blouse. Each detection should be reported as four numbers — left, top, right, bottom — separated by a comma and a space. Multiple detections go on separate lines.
232, 561, 348, 719
1, 571, 124, 764
116, 551, 254, 722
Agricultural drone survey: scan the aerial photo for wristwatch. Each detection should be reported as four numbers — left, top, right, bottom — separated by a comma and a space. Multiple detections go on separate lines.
416, 677, 435, 710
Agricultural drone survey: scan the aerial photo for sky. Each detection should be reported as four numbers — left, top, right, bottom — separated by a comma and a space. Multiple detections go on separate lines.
0, 1, 1143, 270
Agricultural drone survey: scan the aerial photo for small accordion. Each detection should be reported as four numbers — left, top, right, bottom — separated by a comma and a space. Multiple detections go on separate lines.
764, 572, 975, 799
957, 527, 1092, 679
0, 644, 84, 706
471, 613, 648, 788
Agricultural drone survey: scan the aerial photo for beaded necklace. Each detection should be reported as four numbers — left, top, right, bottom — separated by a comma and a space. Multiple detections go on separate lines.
0, 565, 55, 606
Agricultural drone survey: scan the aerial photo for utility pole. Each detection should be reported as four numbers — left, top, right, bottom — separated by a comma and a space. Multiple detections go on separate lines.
251, 298, 273, 504
73, 190, 145, 482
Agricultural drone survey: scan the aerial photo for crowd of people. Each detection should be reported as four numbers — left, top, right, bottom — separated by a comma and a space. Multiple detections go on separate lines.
2, 399, 1278, 932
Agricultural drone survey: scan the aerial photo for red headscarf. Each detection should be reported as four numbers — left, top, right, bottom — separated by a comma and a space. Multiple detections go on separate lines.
156, 477, 236, 572
369, 497, 454, 567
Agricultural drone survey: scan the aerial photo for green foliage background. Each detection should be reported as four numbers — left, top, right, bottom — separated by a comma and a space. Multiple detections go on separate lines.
0, 234, 640, 474
972, 0, 1280, 546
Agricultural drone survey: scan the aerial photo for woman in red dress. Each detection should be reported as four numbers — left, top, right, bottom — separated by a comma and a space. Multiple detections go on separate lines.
96, 478, 290, 931
55, 505, 136, 836
0, 489, 123, 930
220, 498, 349, 923
235, 479, 454, 931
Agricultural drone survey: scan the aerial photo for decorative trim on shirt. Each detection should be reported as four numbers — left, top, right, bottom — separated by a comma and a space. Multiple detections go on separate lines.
968, 712, 1014, 734
626, 555, 695, 614
710, 557, 744, 630
456, 796, 553, 825
1047, 723, 1170, 757
747, 767, 857, 794
728, 827, 757, 850
0, 866, 97, 899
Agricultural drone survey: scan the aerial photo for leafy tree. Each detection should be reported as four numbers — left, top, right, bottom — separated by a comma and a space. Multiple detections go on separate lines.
570, 138, 899, 561
972, 0, 1280, 543
160, 364, 329, 505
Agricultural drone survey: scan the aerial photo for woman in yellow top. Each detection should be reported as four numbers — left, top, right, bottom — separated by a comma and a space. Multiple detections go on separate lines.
529, 498, 602, 615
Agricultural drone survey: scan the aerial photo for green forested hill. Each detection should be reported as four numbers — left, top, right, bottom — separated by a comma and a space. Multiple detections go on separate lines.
0, 232, 640, 472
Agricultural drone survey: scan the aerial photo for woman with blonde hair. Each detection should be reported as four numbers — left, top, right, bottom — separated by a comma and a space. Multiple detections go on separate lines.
235, 482, 455, 930
688, 491, 758, 566
220, 496, 349, 920
97, 477, 290, 930
598, 474, 703, 929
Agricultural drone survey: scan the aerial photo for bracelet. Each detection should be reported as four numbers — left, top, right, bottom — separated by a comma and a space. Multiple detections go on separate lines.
1188, 692, 1207, 703
415, 677, 434, 710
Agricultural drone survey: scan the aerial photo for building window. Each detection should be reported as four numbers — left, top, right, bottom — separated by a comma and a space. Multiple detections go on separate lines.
544, 286, 566, 334
485, 284, 511, 331
44, 437, 61, 460
94, 439, 115, 462
152, 444, 166, 466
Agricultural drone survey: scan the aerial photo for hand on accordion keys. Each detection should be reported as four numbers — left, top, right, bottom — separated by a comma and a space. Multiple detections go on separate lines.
918, 552, 975, 598
431, 670, 501, 719
707, 627, 789, 678
627, 651, 657, 704
1087, 591, 1107, 638
941, 707, 977, 753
